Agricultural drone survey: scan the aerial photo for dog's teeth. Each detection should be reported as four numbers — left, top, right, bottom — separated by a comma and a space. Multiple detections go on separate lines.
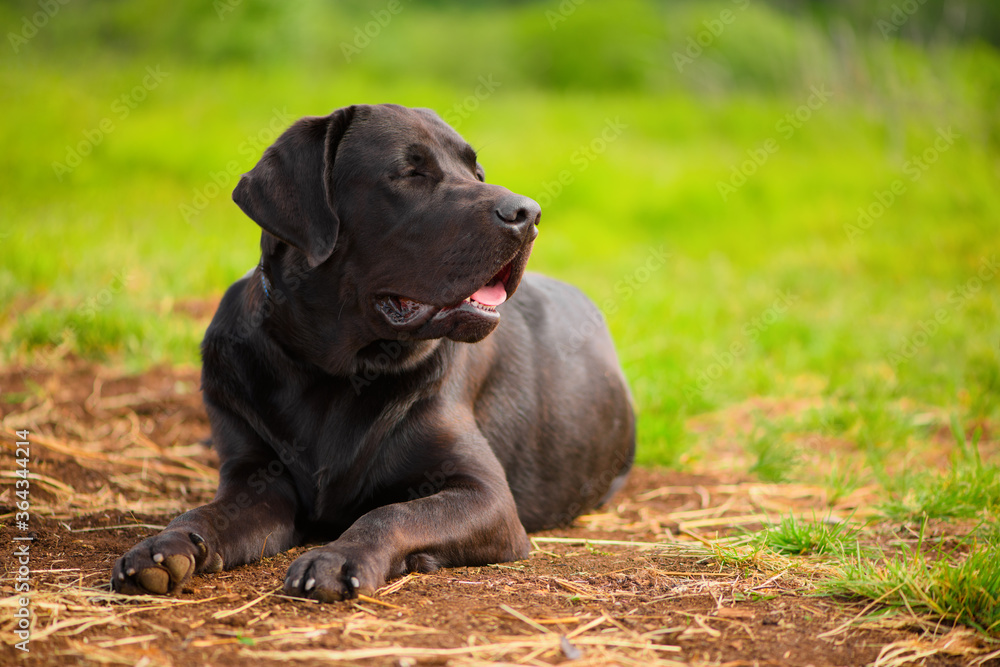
350, 576, 360, 589
305, 577, 315, 591
117, 572, 125, 581
291, 577, 301, 589
152, 553, 164, 563
126, 568, 136, 576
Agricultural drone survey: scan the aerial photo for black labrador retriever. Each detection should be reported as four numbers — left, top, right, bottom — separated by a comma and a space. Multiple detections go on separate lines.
112, 104, 635, 602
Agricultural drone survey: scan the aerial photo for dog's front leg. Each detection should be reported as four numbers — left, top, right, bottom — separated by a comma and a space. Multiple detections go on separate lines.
112, 459, 300, 595
283, 445, 529, 602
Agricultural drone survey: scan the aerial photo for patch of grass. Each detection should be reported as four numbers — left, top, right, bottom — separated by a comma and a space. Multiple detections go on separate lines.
826, 526, 1000, 636
733, 590, 778, 603
12, 304, 148, 362
1, 391, 32, 405
880, 420, 1000, 521
9, 301, 204, 369
746, 423, 801, 483
709, 541, 768, 574
819, 454, 861, 507
753, 513, 861, 556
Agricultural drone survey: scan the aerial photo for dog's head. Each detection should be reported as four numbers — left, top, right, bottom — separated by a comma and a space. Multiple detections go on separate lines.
233, 104, 540, 361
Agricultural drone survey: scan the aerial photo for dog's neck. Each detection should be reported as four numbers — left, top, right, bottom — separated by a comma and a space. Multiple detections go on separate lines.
252, 256, 441, 380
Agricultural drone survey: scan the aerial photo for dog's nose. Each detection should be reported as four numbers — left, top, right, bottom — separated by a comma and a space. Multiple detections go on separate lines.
495, 194, 541, 231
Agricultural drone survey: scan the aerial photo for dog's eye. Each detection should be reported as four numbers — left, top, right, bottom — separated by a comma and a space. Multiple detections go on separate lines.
475, 167, 485, 182
403, 152, 430, 179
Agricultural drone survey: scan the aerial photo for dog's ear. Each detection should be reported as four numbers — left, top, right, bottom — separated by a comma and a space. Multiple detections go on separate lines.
233, 106, 357, 268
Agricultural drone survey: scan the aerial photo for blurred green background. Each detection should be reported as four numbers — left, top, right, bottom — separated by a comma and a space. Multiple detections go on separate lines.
2, 0, 998, 474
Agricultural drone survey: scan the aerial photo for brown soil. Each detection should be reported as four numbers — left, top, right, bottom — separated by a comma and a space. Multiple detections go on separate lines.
1, 361, 996, 666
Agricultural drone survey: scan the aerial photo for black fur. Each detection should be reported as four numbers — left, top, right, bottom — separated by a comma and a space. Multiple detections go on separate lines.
112, 104, 634, 602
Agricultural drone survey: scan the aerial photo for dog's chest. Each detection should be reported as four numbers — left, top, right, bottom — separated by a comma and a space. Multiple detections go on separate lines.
267, 383, 423, 523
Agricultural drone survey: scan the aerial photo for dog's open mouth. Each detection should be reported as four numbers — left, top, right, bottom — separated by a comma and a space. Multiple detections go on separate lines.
377, 261, 513, 328
452, 262, 512, 312
373, 230, 535, 341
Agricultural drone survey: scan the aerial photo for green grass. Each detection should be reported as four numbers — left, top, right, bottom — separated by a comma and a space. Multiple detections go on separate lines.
745, 422, 803, 483
880, 420, 1000, 521
753, 513, 862, 556
826, 527, 1000, 635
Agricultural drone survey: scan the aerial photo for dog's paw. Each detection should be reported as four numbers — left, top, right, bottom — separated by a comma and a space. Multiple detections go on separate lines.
112, 531, 219, 595
283, 544, 385, 602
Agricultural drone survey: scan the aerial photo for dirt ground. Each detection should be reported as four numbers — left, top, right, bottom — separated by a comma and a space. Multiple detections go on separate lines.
1, 361, 996, 666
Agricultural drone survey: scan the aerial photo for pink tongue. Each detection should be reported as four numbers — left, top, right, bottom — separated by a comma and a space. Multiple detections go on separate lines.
470, 279, 507, 307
